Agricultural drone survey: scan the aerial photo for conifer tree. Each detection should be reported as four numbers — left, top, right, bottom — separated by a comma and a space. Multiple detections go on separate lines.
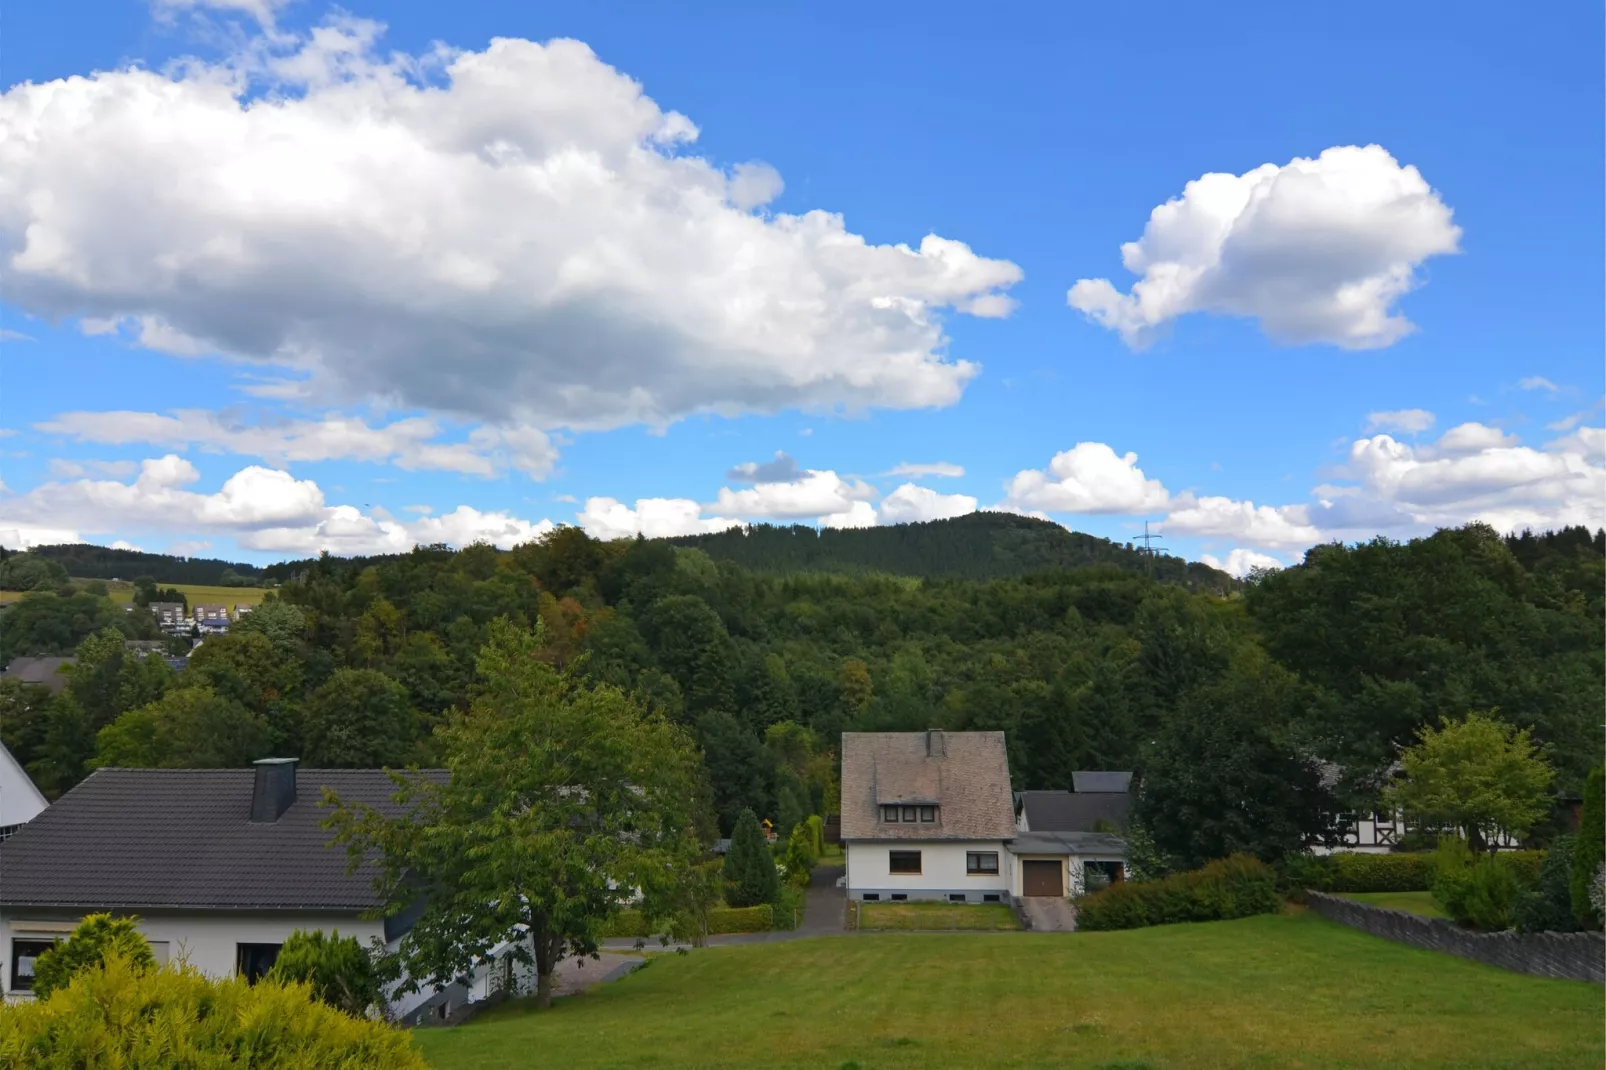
724, 808, 779, 907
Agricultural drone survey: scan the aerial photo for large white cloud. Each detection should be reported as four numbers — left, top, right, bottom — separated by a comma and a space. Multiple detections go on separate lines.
0, 20, 1021, 432
1069, 145, 1460, 349
35, 409, 558, 479
1003, 443, 1170, 515
874, 483, 978, 525
712, 470, 876, 520
1199, 548, 1284, 578
1161, 495, 1322, 549
0, 454, 553, 554
576, 497, 738, 541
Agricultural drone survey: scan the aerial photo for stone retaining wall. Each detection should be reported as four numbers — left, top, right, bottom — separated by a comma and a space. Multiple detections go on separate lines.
1307, 891, 1604, 983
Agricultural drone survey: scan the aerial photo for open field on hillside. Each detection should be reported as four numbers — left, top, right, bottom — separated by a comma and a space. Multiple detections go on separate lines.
857, 901, 1020, 931
0, 581, 273, 610
1337, 890, 1447, 918
416, 912, 1601, 1070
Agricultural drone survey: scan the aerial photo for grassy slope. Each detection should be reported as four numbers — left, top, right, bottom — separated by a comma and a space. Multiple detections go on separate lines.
1337, 891, 1447, 918
858, 902, 1020, 931
0, 581, 272, 609
416, 913, 1600, 1070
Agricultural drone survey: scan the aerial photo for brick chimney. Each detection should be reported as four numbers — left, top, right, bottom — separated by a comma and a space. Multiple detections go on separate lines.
926, 729, 946, 758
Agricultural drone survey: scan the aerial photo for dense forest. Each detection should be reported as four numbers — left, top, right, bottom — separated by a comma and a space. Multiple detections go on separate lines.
10, 544, 268, 586
1, 522, 1599, 866
668, 512, 1234, 589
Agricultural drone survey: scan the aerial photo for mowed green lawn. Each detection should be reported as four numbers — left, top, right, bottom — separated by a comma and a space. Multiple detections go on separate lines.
416, 913, 1601, 1070
1337, 890, 1447, 918
858, 901, 1020, 930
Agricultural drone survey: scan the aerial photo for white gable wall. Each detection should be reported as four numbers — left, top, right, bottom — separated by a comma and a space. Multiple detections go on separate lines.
845, 840, 1010, 901
0, 744, 47, 830
1, 910, 385, 1002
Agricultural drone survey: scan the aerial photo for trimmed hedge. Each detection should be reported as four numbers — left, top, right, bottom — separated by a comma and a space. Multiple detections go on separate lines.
1286, 850, 1546, 894
600, 904, 773, 939
1076, 854, 1281, 931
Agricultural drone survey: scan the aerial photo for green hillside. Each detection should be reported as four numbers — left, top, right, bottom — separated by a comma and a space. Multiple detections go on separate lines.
668, 512, 1236, 590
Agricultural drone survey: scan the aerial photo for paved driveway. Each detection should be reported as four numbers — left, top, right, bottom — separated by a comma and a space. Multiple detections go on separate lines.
602, 861, 848, 950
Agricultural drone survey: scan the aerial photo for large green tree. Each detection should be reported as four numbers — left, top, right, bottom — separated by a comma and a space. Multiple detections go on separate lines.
1135, 648, 1336, 868
1386, 711, 1554, 852
94, 687, 271, 769
302, 669, 417, 768
326, 619, 710, 1007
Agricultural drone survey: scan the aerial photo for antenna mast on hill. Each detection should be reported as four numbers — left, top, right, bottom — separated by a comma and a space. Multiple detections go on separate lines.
1134, 521, 1167, 578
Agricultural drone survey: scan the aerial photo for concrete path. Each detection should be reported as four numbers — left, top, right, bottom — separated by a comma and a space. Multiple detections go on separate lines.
551, 951, 643, 996
1019, 896, 1078, 932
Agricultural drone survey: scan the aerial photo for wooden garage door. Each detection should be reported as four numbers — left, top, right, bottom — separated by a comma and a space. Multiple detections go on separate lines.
1022, 860, 1063, 897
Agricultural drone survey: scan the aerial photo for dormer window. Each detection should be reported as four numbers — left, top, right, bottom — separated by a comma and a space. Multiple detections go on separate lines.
881, 805, 937, 824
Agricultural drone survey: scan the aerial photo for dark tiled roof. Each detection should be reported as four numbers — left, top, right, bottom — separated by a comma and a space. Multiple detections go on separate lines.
4, 657, 74, 695
0, 767, 444, 911
1071, 771, 1132, 794
1017, 790, 1131, 833
840, 731, 1015, 841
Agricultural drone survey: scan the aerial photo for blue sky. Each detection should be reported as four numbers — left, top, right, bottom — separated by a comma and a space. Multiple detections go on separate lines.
2, 0, 1601, 572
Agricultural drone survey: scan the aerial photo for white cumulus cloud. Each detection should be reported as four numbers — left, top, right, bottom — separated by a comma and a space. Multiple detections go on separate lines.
871, 483, 978, 525
1003, 443, 1170, 515
1161, 495, 1322, 549
712, 470, 876, 520
1069, 145, 1460, 349
0, 455, 554, 555
0, 20, 1021, 433
576, 497, 738, 540
1199, 548, 1284, 578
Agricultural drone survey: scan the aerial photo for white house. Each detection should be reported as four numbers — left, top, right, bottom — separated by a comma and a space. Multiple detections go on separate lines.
841, 731, 1132, 906
0, 758, 508, 1021
0, 742, 48, 841
840, 730, 1020, 904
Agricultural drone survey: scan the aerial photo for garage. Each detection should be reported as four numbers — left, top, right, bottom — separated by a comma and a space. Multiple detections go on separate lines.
1021, 859, 1063, 897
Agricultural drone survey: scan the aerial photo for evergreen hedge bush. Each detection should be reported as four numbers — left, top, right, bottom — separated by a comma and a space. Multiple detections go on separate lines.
1075, 854, 1281, 931
1282, 848, 1546, 895
1514, 835, 1581, 933
265, 929, 384, 1017
724, 808, 780, 908
601, 904, 774, 938
0, 954, 424, 1068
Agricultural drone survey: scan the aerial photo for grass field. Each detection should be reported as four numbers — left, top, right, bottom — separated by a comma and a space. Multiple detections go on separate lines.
1337, 890, 1447, 918
0, 581, 273, 611
858, 901, 1020, 931
415, 913, 1601, 1070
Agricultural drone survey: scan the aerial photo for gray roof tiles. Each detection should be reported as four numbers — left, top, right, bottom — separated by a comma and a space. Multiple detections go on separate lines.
3, 657, 74, 695
0, 767, 444, 911
840, 731, 1015, 842
1017, 789, 1132, 833
1071, 771, 1132, 794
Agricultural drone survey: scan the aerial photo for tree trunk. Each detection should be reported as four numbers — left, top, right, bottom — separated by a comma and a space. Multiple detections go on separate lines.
1466, 823, 1488, 855
531, 923, 561, 1009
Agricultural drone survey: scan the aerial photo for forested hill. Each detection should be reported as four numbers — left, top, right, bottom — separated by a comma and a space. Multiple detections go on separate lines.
16, 544, 267, 586
668, 512, 1235, 590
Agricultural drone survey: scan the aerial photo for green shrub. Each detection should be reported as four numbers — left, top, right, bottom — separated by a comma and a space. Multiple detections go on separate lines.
1572, 765, 1604, 928
31, 914, 155, 1000
724, 808, 780, 907
1514, 837, 1581, 933
1076, 854, 1281, 931
0, 954, 425, 1068
1278, 854, 1335, 900
601, 904, 774, 939
707, 905, 773, 935
265, 929, 384, 1017
1330, 852, 1435, 892
1431, 839, 1534, 931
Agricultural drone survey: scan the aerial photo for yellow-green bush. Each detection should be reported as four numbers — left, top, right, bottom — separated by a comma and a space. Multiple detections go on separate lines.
0, 954, 425, 1069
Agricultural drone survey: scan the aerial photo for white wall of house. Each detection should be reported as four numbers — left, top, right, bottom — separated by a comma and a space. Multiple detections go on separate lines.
0, 910, 384, 1001
845, 840, 1010, 901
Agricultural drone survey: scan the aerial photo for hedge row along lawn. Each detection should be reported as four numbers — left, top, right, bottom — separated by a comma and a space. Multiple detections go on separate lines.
857, 902, 1020, 931
601, 905, 774, 938
416, 912, 1601, 1070
1337, 890, 1448, 918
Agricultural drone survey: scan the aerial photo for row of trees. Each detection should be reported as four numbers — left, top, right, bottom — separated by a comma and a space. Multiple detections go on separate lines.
2, 524, 1599, 863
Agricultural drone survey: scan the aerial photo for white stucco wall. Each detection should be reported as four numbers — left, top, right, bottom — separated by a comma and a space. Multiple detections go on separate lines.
845, 840, 1010, 899
1, 910, 383, 1000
